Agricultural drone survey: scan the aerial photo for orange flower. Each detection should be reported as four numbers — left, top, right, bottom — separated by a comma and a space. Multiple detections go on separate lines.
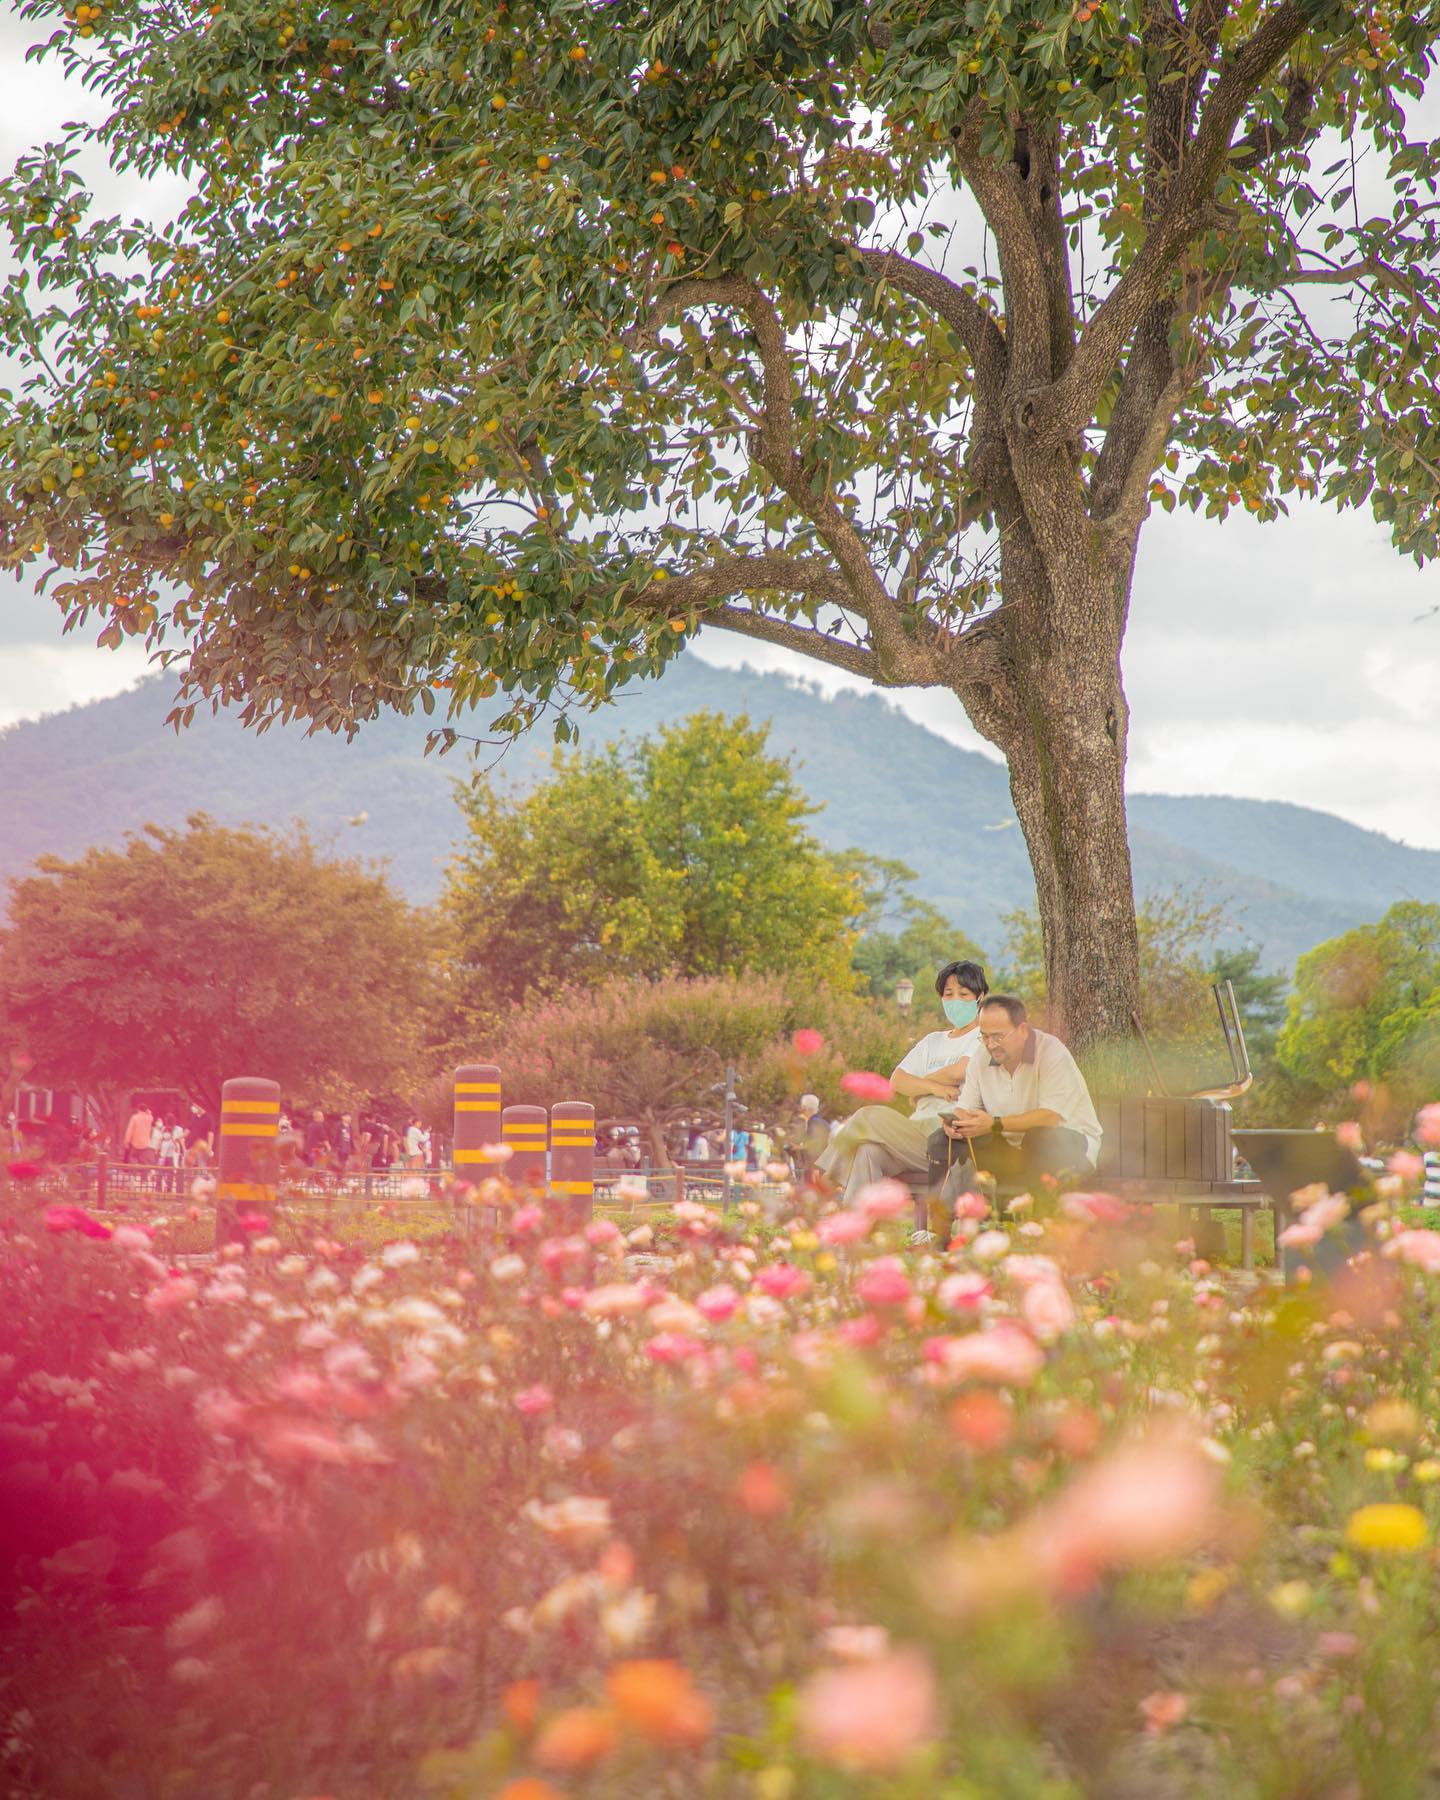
503, 1677, 543, 1734
607, 1660, 714, 1748
533, 1707, 619, 1771
736, 1461, 790, 1518
495, 1783, 564, 1800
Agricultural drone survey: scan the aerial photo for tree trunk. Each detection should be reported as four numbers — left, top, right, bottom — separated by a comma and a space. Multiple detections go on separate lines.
964, 541, 1143, 1054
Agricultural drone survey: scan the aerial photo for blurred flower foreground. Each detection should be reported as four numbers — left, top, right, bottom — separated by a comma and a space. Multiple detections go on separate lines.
7, 1163, 1440, 1797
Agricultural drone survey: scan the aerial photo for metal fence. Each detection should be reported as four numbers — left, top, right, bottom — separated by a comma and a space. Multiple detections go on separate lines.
23, 1159, 784, 1214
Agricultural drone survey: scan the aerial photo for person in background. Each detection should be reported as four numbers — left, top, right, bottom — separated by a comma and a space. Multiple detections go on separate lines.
122, 1100, 154, 1165
818, 959, 988, 1204
730, 1124, 751, 1166
932, 994, 1103, 1206
187, 1103, 215, 1165
157, 1120, 184, 1192
303, 1107, 331, 1168
404, 1116, 426, 1169
787, 1093, 830, 1176
335, 1111, 357, 1169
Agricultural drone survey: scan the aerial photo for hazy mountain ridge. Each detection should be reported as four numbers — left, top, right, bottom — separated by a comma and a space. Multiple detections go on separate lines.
4, 655, 1438, 971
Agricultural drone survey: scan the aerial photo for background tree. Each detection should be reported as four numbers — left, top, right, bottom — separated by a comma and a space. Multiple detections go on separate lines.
846, 851, 988, 1000
493, 970, 921, 1168
6, 0, 1440, 1044
442, 712, 863, 1021
0, 815, 433, 1132
494, 973, 801, 1169
1277, 900, 1440, 1130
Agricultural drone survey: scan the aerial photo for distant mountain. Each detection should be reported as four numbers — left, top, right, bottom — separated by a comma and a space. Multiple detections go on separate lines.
4, 654, 1438, 972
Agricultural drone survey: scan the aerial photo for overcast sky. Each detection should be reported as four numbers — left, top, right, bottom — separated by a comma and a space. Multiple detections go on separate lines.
3, 17, 1439, 850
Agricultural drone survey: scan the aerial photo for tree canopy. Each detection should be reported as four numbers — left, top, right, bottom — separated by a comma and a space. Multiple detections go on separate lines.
0, 814, 432, 1116
441, 710, 870, 1016
5, 0, 1440, 1042
1277, 900, 1440, 1126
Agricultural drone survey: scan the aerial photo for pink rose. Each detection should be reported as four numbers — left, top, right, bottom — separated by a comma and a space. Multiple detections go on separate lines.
1416, 1103, 1440, 1149
756, 1264, 811, 1301
1060, 1191, 1129, 1224
855, 1257, 912, 1308
1035, 1434, 1221, 1582
938, 1272, 992, 1312
696, 1284, 741, 1323
817, 1209, 873, 1246
645, 1332, 705, 1364
1020, 1278, 1075, 1343
952, 1191, 990, 1220
841, 1071, 894, 1103
582, 1282, 649, 1317
513, 1384, 555, 1415
796, 1647, 938, 1772
794, 1029, 825, 1057
1383, 1230, 1440, 1275
923, 1325, 1044, 1387
44, 1205, 112, 1240
857, 1179, 912, 1220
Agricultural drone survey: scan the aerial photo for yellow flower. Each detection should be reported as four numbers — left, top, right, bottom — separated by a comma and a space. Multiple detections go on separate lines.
1415, 1460, 1440, 1484
1345, 1503, 1429, 1553
1365, 1447, 1406, 1474
1185, 1567, 1233, 1614
1365, 1399, 1420, 1443
1268, 1580, 1312, 1620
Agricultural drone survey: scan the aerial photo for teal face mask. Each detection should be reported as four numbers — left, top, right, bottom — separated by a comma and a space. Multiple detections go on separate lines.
942, 998, 979, 1029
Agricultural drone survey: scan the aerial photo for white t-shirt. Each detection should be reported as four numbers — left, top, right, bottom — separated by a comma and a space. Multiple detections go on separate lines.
955, 1026, 1103, 1164
896, 1027, 982, 1122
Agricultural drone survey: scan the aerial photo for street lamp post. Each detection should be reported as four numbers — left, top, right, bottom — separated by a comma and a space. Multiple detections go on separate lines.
895, 976, 915, 1013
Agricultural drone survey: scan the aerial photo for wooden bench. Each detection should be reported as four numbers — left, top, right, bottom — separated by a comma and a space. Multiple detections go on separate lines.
908, 1097, 1272, 1270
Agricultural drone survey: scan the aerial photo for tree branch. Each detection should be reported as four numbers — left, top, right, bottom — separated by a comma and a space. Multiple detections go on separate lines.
851, 248, 1007, 394
630, 275, 936, 682
1028, 2, 1311, 444
949, 115, 1056, 384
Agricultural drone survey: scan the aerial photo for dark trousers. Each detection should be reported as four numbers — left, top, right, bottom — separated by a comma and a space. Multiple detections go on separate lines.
926, 1126, 1092, 1200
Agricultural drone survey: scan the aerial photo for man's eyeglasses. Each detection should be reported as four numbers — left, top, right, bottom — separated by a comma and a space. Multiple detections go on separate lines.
979, 1029, 1014, 1047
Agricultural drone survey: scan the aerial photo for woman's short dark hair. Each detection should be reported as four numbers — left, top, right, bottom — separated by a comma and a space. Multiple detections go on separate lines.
934, 959, 988, 999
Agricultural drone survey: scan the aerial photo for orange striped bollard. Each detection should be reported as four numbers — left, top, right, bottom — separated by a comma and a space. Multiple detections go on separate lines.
452, 1064, 502, 1179
549, 1101, 595, 1228
501, 1104, 548, 1192
216, 1077, 281, 1247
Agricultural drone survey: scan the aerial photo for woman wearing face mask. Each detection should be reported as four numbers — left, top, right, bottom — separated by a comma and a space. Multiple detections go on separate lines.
816, 960, 988, 1206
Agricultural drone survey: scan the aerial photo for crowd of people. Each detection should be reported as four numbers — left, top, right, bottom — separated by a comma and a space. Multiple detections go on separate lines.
102, 1102, 445, 1177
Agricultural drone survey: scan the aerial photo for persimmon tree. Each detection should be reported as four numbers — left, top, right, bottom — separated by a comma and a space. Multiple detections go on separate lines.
3, 0, 1440, 1045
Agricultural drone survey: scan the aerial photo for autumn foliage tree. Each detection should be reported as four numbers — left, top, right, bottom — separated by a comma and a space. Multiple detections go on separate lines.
5, 0, 1440, 1044
0, 815, 433, 1125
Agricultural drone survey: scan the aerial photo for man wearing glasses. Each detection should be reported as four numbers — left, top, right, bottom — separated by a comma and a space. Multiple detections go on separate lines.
929, 994, 1102, 1207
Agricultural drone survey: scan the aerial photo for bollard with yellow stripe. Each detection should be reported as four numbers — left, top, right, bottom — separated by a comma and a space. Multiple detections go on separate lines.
501, 1104, 548, 1191
549, 1100, 596, 1228
216, 1076, 281, 1247
452, 1064, 502, 1176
